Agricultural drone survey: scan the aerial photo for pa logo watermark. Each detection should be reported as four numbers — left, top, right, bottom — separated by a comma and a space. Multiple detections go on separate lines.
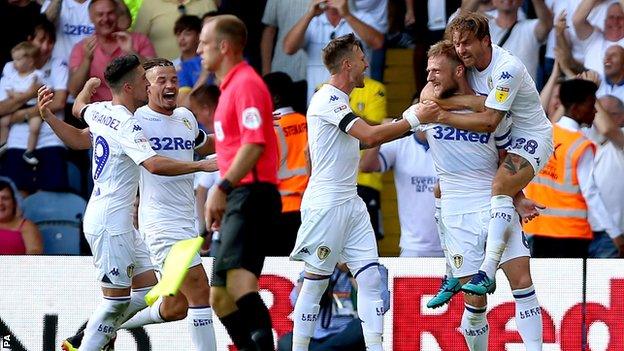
1, 335, 11, 351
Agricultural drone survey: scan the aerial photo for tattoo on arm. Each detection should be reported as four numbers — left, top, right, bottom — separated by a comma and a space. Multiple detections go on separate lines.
502, 153, 531, 175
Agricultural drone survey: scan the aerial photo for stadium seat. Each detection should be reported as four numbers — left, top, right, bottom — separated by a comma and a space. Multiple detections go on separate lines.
22, 191, 87, 255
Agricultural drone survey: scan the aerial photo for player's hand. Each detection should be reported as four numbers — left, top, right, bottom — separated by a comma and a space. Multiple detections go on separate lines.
83, 77, 101, 97
37, 86, 55, 120
308, 0, 326, 17
613, 235, 624, 258
199, 156, 219, 172
205, 186, 226, 231
514, 197, 545, 223
413, 101, 442, 124
113, 31, 134, 54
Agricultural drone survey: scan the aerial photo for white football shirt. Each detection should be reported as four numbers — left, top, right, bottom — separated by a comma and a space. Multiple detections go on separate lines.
469, 45, 551, 139
301, 84, 360, 209
421, 109, 512, 215
82, 102, 157, 235
41, 0, 94, 65
135, 106, 200, 232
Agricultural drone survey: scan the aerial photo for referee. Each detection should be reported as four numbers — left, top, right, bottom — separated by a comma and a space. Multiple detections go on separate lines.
199, 15, 281, 351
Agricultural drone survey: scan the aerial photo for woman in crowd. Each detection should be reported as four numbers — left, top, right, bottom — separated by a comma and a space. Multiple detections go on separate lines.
0, 179, 42, 255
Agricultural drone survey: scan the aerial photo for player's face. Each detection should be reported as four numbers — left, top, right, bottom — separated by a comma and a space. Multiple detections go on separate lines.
197, 21, 223, 72
604, 3, 624, 39
426, 55, 460, 98
452, 31, 489, 69
146, 65, 179, 112
0, 188, 16, 221
90, 0, 118, 37
129, 66, 149, 106
604, 46, 624, 77
177, 29, 200, 54
348, 46, 368, 88
11, 50, 35, 74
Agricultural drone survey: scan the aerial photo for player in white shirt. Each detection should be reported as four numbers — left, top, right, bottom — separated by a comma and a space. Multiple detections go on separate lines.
415, 40, 543, 351
288, 33, 420, 351
38, 55, 216, 351
413, 12, 554, 296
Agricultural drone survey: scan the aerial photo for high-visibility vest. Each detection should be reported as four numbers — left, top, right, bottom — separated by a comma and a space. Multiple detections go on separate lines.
274, 110, 309, 213
524, 124, 596, 239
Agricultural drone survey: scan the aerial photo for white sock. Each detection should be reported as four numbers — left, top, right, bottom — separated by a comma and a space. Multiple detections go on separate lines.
292, 276, 329, 351
513, 285, 543, 351
481, 195, 515, 278
119, 296, 165, 329
435, 198, 453, 278
117, 286, 151, 325
355, 265, 384, 351
187, 306, 217, 351
461, 304, 489, 351
81, 296, 130, 351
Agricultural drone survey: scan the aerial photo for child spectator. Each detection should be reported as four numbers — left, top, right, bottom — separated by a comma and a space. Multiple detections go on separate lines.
0, 42, 43, 165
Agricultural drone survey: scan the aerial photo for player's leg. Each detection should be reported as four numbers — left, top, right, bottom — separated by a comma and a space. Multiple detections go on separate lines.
500, 219, 543, 351
179, 263, 217, 351
291, 269, 331, 351
461, 291, 489, 351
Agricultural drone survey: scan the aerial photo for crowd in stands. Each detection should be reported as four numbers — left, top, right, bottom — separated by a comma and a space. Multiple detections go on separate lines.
0, 0, 622, 260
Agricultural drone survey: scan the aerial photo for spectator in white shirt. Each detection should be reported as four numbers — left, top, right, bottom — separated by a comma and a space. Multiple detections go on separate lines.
573, 0, 624, 76
597, 45, 624, 100
41, 0, 94, 66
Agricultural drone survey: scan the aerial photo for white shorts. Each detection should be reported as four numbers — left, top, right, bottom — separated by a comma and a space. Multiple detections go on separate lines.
290, 197, 378, 275
141, 226, 202, 271
507, 130, 554, 174
85, 229, 153, 288
442, 210, 530, 278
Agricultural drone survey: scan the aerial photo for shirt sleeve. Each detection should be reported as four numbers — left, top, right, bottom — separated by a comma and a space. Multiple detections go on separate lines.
261, 0, 277, 26
378, 139, 397, 171
117, 116, 157, 165
235, 83, 273, 145
577, 146, 621, 238
485, 61, 524, 112
318, 96, 358, 133
493, 114, 512, 149
49, 59, 69, 91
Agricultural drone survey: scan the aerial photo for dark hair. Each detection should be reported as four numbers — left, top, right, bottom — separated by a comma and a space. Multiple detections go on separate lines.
0, 180, 17, 217
446, 11, 491, 43
174, 15, 202, 35
202, 11, 220, 22
559, 78, 598, 110
322, 33, 364, 74
212, 15, 247, 51
143, 57, 174, 71
263, 72, 295, 109
31, 18, 57, 43
190, 84, 221, 108
104, 54, 141, 91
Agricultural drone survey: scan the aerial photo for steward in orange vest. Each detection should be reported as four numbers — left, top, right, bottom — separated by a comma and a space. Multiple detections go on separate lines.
524, 79, 608, 258
264, 72, 310, 255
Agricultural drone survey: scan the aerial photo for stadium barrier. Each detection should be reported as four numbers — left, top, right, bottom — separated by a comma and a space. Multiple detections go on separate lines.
1, 257, 622, 351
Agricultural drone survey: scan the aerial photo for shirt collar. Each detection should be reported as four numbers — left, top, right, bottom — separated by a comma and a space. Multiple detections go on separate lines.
413, 132, 429, 151
273, 107, 295, 118
324, 83, 350, 101
557, 116, 581, 131
605, 76, 624, 87
219, 61, 248, 91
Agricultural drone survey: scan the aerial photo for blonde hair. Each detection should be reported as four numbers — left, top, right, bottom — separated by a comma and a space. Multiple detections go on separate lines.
428, 40, 461, 66
445, 11, 491, 44
11, 41, 40, 59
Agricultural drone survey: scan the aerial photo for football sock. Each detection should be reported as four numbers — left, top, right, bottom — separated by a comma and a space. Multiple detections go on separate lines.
236, 292, 274, 351
118, 296, 164, 329
481, 195, 515, 278
513, 285, 543, 351
461, 304, 489, 351
355, 264, 384, 351
292, 276, 329, 351
80, 296, 130, 351
188, 306, 217, 351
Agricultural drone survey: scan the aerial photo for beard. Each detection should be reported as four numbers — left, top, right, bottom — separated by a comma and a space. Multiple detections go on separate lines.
438, 83, 459, 99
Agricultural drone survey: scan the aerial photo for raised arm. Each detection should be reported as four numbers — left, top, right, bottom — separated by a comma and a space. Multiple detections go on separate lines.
72, 77, 101, 119
532, 0, 554, 42
331, 0, 384, 50
261, 26, 277, 75
572, 0, 599, 41
38, 86, 92, 150
594, 98, 624, 149
43, 0, 63, 23
283, 0, 324, 55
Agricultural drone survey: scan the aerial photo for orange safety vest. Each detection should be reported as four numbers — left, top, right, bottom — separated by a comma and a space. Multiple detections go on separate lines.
274, 110, 309, 213
524, 124, 596, 239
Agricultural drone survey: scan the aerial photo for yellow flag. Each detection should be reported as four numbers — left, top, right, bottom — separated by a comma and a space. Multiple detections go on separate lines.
145, 237, 204, 306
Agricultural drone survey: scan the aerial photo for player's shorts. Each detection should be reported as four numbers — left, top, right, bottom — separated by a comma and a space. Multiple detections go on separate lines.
507, 130, 554, 174
290, 197, 379, 275
211, 182, 281, 287
442, 209, 530, 278
141, 226, 202, 271
85, 228, 153, 288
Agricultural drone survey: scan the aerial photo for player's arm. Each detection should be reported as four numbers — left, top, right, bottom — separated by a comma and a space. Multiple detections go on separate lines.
141, 155, 217, 176
72, 77, 101, 119
359, 146, 382, 172
37, 86, 92, 150
420, 82, 486, 112
194, 131, 216, 157
430, 106, 506, 133
348, 117, 413, 147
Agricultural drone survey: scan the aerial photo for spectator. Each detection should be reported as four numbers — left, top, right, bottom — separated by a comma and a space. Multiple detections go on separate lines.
68, 0, 155, 102
587, 95, 624, 257
132, 0, 216, 60
489, 0, 553, 82
524, 78, 624, 258
0, 179, 43, 255
264, 72, 309, 255
283, 0, 384, 103
540, 59, 564, 122
573, 0, 624, 76
0, 19, 70, 195
0, 0, 43, 69
41, 0, 95, 66
277, 264, 390, 351
115, 0, 132, 31
351, 76, 387, 240
260, 0, 308, 80
354, 0, 387, 81
360, 130, 442, 257
0, 42, 44, 165
597, 45, 624, 101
